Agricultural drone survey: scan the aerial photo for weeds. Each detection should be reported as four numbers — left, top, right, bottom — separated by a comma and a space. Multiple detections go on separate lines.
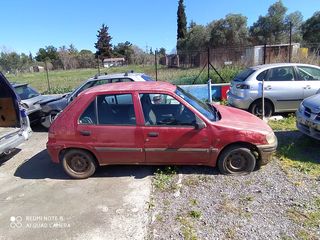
153, 166, 177, 191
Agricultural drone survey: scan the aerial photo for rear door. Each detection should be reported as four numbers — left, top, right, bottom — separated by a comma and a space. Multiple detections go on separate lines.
263, 66, 304, 111
76, 93, 145, 164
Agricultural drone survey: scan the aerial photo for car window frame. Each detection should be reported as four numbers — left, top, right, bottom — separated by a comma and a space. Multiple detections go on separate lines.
139, 92, 197, 128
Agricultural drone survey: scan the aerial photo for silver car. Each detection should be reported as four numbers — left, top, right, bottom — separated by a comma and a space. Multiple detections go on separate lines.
12, 83, 62, 125
296, 93, 320, 140
0, 73, 31, 155
227, 63, 320, 117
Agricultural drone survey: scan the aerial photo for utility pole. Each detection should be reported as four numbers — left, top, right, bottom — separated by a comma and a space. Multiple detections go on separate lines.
289, 21, 292, 63
44, 60, 50, 92
155, 50, 158, 81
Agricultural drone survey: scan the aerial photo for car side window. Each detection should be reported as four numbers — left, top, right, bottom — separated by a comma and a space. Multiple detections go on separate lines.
139, 93, 196, 126
110, 78, 133, 83
266, 67, 295, 81
97, 94, 135, 125
94, 79, 110, 86
79, 100, 97, 125
297, 66, 320, 81
256, 70, 268, 81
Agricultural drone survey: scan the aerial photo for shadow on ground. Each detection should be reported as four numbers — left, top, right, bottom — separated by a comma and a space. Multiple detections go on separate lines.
275, 130, 320, 164
14, 148, 220, 180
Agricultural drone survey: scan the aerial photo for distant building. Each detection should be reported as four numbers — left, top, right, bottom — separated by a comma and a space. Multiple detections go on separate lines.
103, 58, 125, 68
244, 43, 300, 66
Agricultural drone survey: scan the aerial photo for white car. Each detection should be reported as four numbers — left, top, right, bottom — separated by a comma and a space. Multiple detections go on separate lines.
0, 73, 32, 155
40, 71, 154, 128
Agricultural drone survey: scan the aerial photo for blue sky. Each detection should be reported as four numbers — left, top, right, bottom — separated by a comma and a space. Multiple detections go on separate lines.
0, 0, 317, 55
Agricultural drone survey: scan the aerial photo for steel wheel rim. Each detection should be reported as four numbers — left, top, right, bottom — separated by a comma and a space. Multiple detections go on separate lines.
226, 151, 248, 172
67, 154, 90, 173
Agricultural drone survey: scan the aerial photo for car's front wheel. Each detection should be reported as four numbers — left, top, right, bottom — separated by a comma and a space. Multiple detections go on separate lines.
62, 149, 97, 179
218, 145, 256, 175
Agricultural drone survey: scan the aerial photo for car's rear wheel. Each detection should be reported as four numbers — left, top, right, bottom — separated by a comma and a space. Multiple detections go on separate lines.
218, 145, 256, 175
249, 100, 273, 118
62, 149, 97, 179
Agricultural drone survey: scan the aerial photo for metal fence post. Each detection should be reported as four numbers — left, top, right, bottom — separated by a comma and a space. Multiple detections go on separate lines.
208, 79, 212, 103
155, 50, 158, 81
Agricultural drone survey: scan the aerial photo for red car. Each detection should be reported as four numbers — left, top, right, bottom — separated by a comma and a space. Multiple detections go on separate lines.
47, 81, 277, 179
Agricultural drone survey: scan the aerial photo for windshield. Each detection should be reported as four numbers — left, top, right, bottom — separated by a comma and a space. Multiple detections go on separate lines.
141, 74, 155, 81
233, 68, 255, 82
175, 87, 217, 121
14, 85, 40, 100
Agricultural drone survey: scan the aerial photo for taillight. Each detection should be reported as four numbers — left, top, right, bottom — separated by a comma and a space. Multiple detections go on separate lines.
236, 84, 250, 89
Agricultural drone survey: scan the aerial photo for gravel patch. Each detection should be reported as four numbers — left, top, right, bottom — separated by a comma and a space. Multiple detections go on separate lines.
148, 158, 320, 239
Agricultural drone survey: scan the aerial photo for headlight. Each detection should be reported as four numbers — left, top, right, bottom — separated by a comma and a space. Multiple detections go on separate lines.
298, 102, 305, 114
266, 132, 276, 145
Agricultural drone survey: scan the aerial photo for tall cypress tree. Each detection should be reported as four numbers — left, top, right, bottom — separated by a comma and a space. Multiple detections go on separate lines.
177, 0, 187, 40
94, 24, 113, 60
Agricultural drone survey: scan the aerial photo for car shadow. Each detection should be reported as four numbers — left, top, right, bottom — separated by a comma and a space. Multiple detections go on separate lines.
274, 130, 320, 164
14, 149, 220, 180
31, 124, 48, 133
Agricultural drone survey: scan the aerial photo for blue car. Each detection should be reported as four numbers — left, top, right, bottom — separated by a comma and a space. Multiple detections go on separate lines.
0, 72, 31, 155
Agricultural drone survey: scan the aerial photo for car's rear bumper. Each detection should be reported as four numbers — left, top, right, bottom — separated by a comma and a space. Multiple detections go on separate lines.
227, 92, 251, 110
257, 139, 278, 165
296, 110, 320, 140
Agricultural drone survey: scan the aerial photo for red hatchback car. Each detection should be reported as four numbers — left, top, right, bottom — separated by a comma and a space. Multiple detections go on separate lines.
47, 81, 277, 179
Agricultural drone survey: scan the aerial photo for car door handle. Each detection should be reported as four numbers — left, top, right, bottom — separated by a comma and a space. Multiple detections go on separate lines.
148, 132, 159, 137
304, 85, 311, 89
264, 85, 272, 90
80, 130, 91, 136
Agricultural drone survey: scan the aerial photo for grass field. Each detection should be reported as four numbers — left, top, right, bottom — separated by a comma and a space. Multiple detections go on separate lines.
5, 65, 242, 93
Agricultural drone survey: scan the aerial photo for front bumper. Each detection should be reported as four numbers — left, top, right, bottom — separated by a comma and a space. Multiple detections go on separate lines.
257, 138, 278, 165
296, 110, 320, 140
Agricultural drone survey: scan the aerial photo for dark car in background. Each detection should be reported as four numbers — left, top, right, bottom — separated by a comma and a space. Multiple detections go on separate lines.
12, 83, 62, 125
40, 72, 154, 128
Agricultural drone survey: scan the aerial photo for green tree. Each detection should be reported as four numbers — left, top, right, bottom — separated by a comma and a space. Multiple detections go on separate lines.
78, 49, 95, 68
113, 41, 134, 64
35, 46, 59, 62
209, 14, 249, 47
285, 11, 303, 42
250, 0, 288, 44
94, 24, 113, 61
177, 0, 187, 47
302, 11, 320, 43
185, 23, 209, 50
158, 47, 166, 56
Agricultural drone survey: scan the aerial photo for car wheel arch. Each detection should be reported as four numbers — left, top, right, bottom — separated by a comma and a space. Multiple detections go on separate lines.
59, 147, 99, 166
216, 142, 260, 164
249, 98, 275, 116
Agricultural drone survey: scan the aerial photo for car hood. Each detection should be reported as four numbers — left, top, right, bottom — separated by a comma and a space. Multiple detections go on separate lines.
303, 94, 320, 114
23, 94, 63, 106
213, 104, 273, 134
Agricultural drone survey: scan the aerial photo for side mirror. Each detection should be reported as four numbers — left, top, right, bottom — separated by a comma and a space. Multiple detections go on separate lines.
194, 119, 206, 130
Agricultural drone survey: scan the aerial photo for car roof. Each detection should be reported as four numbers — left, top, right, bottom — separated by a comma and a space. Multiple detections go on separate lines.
250, 63, 320, 70
84, 81, 176, 95
88, 72, 147, 81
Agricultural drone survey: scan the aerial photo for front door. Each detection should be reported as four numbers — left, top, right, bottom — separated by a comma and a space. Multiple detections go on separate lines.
139, 93, 211, 164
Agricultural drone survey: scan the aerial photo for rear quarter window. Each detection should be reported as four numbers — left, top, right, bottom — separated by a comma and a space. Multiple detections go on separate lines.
233, 68, 255, 82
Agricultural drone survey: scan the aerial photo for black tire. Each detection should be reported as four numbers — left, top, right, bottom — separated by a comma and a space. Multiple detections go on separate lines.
249, 100, 273, 118
62, 149, 97, 179
218, 145, 256, 175
41, 110, 59, 129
